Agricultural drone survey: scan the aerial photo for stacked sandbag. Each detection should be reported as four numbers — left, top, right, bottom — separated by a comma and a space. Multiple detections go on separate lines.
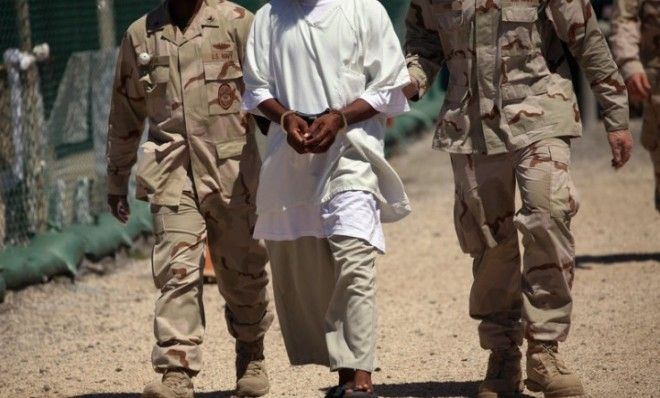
0, 231, 84, 290
0, 200, 153, 292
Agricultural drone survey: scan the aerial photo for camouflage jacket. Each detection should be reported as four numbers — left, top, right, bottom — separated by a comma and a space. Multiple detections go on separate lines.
107, 0, 260, 208
610, 0, 660, 82
406, 0, 630, 154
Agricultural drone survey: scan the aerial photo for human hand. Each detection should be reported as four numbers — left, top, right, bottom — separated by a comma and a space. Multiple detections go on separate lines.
305, 112, 345, 154
625, 73, 651, 103
283, 113, 311, 154
108, 194, 130, 224
608, 130, 633, 169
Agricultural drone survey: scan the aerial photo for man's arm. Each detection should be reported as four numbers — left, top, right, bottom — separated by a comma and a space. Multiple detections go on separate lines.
106, 32, 147, 222
546, 0, 633, 168
405, 0, 445, 100
610, 0, 651, 102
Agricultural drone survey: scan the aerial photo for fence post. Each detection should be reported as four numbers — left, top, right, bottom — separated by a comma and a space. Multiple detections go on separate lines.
15, 0, 47, 239
97, 0, 117, 49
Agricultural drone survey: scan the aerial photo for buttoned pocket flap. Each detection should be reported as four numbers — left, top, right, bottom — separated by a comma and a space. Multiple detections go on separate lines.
501, 7, 538, 22
204, 60, 243, 82
216, 136, 247, 159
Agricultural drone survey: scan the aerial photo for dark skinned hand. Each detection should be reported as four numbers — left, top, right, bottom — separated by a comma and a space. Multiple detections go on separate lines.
283, 113, 311, 154
108, 194, 130, 224
305, 113, 344, 154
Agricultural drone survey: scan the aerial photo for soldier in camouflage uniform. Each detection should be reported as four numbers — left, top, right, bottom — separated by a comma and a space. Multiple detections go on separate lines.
106, 1, 273, 397
611, 0, 660, 212
405, 0, 633, 397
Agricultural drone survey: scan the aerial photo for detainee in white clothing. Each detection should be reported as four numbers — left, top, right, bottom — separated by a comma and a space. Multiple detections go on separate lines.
242, 0, 411, 394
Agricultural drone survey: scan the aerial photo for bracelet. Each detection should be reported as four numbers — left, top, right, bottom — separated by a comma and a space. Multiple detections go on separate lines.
329, 109, 348, 131
280, 110, 296, 127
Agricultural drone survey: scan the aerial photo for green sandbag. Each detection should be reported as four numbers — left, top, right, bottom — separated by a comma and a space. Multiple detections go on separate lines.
0, 231, 84, 290
66, 214, 133, 261
28, 232, 85, 276
0, 247, 40, 290
124, 200, 153, 238
64, 201, 152, 260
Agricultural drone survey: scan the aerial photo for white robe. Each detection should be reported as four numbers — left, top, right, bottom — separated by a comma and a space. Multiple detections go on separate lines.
242, 0, 412, 242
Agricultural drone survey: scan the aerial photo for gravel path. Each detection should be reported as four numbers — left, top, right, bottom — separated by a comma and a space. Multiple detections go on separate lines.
1, 122, 658, 398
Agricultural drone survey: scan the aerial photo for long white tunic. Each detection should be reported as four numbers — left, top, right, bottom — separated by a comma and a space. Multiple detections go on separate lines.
242, 0, 412, 248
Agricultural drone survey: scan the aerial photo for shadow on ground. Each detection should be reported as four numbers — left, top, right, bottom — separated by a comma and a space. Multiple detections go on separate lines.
322, 380, 536, 397
577, 252, 660, 267
71, 391, 233, 398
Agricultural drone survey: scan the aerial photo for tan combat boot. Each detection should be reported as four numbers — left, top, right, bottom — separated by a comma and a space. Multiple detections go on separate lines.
478, 346, 524, 398
525, 341, 585, 397
235, 338, 270, 397
143, 369, 194, 398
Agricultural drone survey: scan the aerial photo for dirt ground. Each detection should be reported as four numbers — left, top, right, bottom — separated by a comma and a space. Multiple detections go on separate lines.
1, 121, 658, 398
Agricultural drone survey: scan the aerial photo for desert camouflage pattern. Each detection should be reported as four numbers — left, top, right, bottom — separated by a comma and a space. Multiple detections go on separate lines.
151, 192, 273, 375
107, 0, 274, 375
406, 0, 630, 155
451, 138, 579, 348
610, 0, 660, 207
107, 0, 258, 208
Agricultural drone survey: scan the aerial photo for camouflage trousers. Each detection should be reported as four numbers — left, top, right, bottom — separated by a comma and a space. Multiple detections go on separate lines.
266, 236, 379, 372
150, 192, 273, 375
451, 138, 580, 350
641, 70, 660, 210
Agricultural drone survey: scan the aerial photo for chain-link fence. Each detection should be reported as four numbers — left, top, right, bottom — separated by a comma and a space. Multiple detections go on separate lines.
0, 0, 161, 250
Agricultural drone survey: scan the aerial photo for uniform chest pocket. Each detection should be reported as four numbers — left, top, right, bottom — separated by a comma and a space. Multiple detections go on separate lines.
203, 59, 244, 116
142, 56, 172, 121
431, 0, 464, 31
500, 6, 539, 56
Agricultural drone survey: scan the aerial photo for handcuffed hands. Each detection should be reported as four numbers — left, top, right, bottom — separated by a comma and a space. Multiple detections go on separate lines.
305, 113, 345, 153
283, 112, 345, 154
608, 130, 633, 169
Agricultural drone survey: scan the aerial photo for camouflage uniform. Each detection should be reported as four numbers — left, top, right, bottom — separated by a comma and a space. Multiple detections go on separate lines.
107, 0, 273, 375
406, 0, 629, 349
611, 0, 660, 210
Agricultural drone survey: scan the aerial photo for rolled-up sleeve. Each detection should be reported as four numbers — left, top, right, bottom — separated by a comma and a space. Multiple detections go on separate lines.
360, 89, 410, 117
362, 3, 411, 97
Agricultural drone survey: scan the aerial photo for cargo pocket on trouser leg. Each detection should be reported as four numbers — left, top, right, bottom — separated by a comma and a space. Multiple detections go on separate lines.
203, 201, 273, 342
515, 139, 576, 342
150, 194, 207, 374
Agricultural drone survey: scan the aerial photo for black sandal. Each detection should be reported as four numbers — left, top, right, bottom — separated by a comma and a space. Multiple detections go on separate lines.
324, 384, 377, 398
